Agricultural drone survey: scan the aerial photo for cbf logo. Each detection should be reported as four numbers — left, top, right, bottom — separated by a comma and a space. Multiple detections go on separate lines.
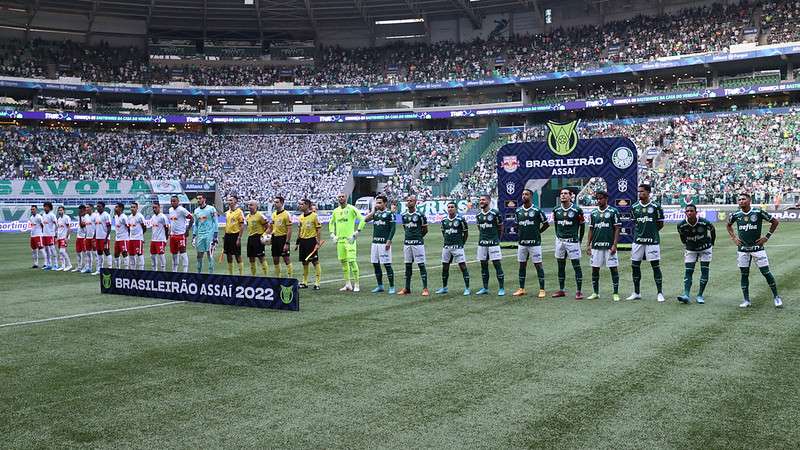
506, 182, 515, 195
546, 120, 579, 156
280, 285, 294, 304
617, 178, 628, 193
501, 155, 519, 173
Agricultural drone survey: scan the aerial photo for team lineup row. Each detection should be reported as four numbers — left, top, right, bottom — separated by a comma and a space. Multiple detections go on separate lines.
26, 186, 783, 308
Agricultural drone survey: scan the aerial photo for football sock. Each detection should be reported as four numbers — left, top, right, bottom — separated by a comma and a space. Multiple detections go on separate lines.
651, 260, 663, 293
571, 259, 582, 292
181, 253, 189, 272
314, 263, 321, 284
274, 264, 281, 278
384, 264, 394, 288
698, 262, 710, 296
739, 267, 750, 299
518, 262, 527, 289
759, 266, 779, 297
261, 260, 269, 275
683, 262, 696, 295
238, 261, 243, 275
172, 254, 179, 271
404, 263, 412, 291
153, 255, 159, 270
197, 256, 203, 273
227, 261, 233, 275
592, 267, 600, 294
159, 254, 166, 271
250, 262, 257, 276
536, 264, 545, 290
610, 267, 620, 294
207, 255, 215, 273
373, 263, 383, 286
418, 263, 428, 289
441, 262, 450, 287
492, 261, 504, 289
303, 265, 310, 284
32, 249, 38, 266
557, 259, 566, 290
461, 266, 470, 288
481, 261, 490, 289
346, 261, 356, 281
341, 260, 350, 284
286, 262, 294, 278
632, 260, 642, 294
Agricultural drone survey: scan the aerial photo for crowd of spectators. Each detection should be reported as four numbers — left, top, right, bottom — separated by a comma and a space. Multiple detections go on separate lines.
0, 127, 470, 207
3, 1, 795, 87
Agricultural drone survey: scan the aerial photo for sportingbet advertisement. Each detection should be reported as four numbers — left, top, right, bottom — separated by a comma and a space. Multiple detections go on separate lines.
100, 268, 300, 311
497, 120, 638, 244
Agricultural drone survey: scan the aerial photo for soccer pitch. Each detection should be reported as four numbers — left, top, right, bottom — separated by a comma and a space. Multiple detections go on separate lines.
2, 224, 799, 448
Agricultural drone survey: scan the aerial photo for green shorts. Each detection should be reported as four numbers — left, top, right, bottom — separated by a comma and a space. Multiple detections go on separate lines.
196, 234, 213, 253
337, 240, 357, 262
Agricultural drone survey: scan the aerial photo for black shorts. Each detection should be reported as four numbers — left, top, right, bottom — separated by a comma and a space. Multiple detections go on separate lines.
298, 237, 318, 263
247, 234, 265, 258
223, 233, 241, 256
271, 235, 290, 258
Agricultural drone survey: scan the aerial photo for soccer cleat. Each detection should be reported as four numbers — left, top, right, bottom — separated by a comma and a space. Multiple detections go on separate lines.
695, 295, 705, 304
774, 296, 783, 308
62, 265, 72, 272
353, 284, 360, 292
537, 289, 547, 299
388, 287, 396, 294
551, 290, 566, 298
575, 291, 584, 300
92, 271, 100, 276
43, 266, 51, 271
397, 288, 410, 296
657, 293, 665, 303
299, 283, 308, 289
371, 285, 385, 293
626, 293, 641, 300
612, 293, 621, 302
435, 287, 448, 294
512, 288, 526, 297
587, 293, 600, 300
739, 300, 751, 308
463, 288, 471, 296
339, 284, 353, 292
313, 284, 320, 290
677, 294, 690, 304
31, 265, 38, 269
81, 268, 92, 274
70, 267, 80, 272
421, 288, 430, 297
475, 288, 489, 295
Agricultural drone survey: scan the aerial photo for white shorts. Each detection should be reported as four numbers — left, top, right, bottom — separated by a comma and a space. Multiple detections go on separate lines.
631, 243, 661, 262
517, 245, 542, 263
737, 250, 769, 268
403, 244, 426, 264
685, 248, 713, 263
590, 249, 619, 268
555, 238, 581, 260
477, 245, 502, 261
370, 243, 392, 264
442, 246, 466, 264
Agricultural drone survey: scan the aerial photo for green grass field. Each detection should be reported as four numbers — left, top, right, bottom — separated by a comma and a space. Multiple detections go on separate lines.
1, 224, 799, 449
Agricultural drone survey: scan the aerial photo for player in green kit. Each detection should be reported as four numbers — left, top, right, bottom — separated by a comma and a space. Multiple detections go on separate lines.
398, 195, 429, 296
628, 184, 665, 303
329, 193, 365, 292
512, 189, 549, 298
437, 201, 471, 296
677, 204, 715, 304
192, 194, 218, 274
475, 195, 505, 296
726, 193, 782, 308
552, 188, 585, 299
364, 195, 396, 294
586, 191, 621, 301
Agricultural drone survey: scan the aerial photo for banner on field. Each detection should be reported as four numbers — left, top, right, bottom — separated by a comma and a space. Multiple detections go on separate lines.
99, 268, 299, 311
497, 121, 638, 243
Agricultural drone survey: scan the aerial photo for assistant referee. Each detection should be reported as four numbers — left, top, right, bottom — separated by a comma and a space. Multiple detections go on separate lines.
270, 196, 293, 278
296, 198, 322, 289
223, 195, 244, 275
245, 199, 270, 276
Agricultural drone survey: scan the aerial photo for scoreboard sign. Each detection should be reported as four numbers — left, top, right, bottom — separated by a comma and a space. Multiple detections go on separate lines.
100, 269, 299, 311
497, 120, 638, 244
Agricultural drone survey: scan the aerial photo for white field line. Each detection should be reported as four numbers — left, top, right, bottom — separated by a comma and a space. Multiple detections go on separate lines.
0, 301, 185, 329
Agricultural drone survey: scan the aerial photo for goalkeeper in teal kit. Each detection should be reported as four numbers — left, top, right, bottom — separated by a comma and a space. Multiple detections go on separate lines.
192, 193, 219, 274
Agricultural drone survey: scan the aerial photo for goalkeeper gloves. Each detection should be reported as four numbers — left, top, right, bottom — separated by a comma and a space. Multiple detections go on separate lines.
348, 230, 359, 244
330, 233, 337, 242
191, 237, 197, 248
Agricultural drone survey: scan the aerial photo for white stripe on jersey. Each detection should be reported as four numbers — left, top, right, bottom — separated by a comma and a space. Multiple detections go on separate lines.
150, 213, 169, 242
114, 214, 130, 241
56, 215, 71, 239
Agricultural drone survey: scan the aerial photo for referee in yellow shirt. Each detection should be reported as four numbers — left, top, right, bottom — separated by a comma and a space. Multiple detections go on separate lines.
223, 195, 244, 275
269, 196, 293, 278
296, 199, 322, 289
246, 199, 270, 276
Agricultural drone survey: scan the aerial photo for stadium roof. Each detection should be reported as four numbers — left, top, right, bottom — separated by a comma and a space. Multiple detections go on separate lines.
0, 0, 652, 41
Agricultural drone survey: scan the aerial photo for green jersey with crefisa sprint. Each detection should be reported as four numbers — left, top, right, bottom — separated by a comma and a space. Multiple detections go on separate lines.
553, 203, 584, 242
728, 207, 772, 252
370, 210, 396, 244
401, 211, 427, 245
441, 215, 467, 248
632, 201, 664, 244
515, 206, 547, 247
476, 208, 502, 246
590, 206, 621, 249
677, 217, 715, 251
